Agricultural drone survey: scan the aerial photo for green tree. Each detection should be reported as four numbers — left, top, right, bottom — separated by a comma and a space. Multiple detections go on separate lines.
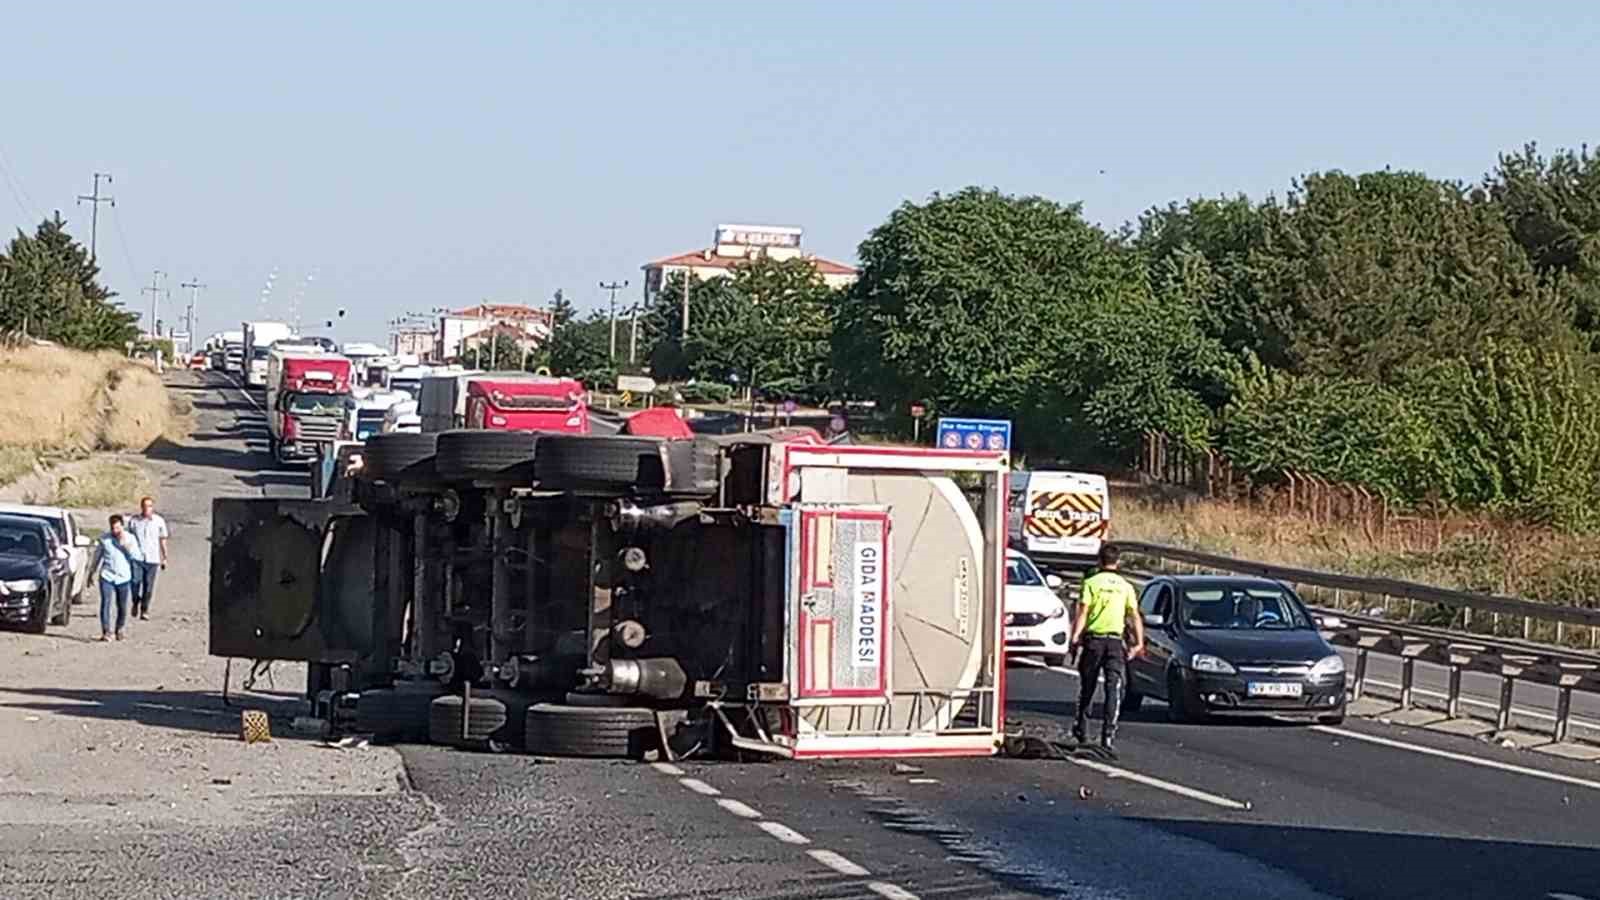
545, 311, 610, 378
835, 187, 1226, 459
1486, 144, 1600, 338
0, 214, 137, 349
1250, 170, 1568, 380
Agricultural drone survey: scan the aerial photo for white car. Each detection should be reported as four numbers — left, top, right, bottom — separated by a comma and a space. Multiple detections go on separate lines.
1004, 549, 1071, 665
0, 504, 93, 605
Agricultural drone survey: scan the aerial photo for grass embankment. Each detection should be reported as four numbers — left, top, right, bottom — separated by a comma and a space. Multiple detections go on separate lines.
1114, 486, 1600, 614
44, 460, 152, 509
0, 346, 186, 500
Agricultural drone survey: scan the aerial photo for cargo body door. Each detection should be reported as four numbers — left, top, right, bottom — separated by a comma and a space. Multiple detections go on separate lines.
788, 504, 892, 705
209, 498, 379, 668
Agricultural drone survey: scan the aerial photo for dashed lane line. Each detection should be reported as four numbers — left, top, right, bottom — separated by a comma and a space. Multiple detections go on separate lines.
663, 768, 920, 897
807, 849, 871, 877
715, 798, 762, 820
1312, 725, 1600, 793
679, 777, 721, 797
756, 820, 811, 845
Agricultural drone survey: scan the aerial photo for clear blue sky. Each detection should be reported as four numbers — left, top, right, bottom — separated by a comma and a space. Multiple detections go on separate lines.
1, 1, 1592, 342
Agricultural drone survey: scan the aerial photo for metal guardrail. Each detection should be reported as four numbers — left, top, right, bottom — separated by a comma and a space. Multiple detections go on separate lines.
1117, 541, 1600, 744
1116, 540, 1600, 642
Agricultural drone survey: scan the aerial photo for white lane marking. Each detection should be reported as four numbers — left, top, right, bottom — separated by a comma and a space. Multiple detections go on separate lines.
1011, 656, 1078, 678
1069, 757, 1250, 810
225, 373, 263, 411
679, 777, 721, 797
1363, 678, 1600, 732
807, 849, 870, 877
868, 883, 921, 900
716, 797, 763, 820
1312, 726, 1600, 793
757, 820, 811, 845
651, 762, 685, 776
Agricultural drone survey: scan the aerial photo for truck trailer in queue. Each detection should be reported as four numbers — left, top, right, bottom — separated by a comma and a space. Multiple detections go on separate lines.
418, 372, 589, 435
265, 349, 353, 465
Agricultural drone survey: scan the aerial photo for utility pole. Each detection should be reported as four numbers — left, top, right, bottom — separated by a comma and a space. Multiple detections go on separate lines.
180, 278, 206, 352
75, 173, 114, 263
681, 270, 692, 341
600, 280, 628, 361
629, 304, 641, 364
142, 270, 166, 339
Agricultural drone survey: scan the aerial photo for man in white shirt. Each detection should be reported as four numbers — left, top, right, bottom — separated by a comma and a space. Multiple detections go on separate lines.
127, 496, 170, 621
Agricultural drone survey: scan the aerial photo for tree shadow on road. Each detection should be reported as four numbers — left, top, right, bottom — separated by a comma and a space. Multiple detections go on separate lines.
144, 436, 265, 474
2, 685, 315, 741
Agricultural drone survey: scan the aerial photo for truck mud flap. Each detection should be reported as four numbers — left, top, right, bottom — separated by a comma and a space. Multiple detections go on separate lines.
209, 497, 377, 664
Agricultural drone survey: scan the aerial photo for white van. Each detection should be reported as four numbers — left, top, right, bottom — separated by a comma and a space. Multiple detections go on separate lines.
1007, 470, 1111, 570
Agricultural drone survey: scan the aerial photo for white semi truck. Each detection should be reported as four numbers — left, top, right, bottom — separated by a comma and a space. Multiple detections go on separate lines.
241, 321, 295, 387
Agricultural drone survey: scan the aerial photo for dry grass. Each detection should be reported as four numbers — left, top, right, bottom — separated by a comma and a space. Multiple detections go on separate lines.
0, 345, 174, 454
1113, 484, 1600, 608
0, 447, 36, 487
34, 459, 151, 510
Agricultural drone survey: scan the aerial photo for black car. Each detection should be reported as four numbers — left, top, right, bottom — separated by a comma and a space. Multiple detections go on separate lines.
0, 514, 72, 633
1126, 575, 1347, 725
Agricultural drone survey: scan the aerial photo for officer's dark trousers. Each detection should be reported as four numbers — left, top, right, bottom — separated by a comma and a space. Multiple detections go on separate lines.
1075, 635, 1126, 742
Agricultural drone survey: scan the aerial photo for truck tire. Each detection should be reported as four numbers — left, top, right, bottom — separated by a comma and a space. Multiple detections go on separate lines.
435, 430, 540, 482
356, 686, 443, 743
535, 436, 718, 496
362, 433, 438, 483
523, 702, 659, 759
427, 693, 522, 750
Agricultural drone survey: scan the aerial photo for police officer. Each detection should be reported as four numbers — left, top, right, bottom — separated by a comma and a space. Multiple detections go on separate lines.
1067, 544, 1144, 751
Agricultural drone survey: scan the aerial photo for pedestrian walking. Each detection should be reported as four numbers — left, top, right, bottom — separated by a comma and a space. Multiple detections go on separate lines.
94, 515, 136, 641
127, 496, 169, 620
1067, 544, 1145, 752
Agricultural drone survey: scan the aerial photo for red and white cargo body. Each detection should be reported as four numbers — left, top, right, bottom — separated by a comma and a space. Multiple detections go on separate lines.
266, 350, 354, 464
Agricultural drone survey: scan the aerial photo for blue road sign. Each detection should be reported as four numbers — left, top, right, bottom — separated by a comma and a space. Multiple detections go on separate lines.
935, 417, 1012, 452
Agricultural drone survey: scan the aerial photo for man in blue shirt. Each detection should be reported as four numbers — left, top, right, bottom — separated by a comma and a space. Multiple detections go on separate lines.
95, 514, 136, 641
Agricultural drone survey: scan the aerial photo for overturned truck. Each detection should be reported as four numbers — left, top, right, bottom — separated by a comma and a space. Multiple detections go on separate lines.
210, 429, 1010, 760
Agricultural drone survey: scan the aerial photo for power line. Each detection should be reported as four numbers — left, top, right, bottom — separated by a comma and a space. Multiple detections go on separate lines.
108, 205, 141, 288
75, 173, 114, 263
0, 144, 41, 222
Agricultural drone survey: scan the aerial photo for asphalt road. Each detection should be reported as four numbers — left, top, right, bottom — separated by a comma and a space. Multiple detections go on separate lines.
10, 371, 1595, 899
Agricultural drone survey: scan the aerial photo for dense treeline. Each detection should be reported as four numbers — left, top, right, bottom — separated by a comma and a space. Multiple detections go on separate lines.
834, 143, 1600, 528
0, 215, 139, 350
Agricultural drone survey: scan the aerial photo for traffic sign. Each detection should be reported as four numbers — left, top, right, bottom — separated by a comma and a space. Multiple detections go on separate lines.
909, 402, 926, 419
935, 417, 1012, 452
783, 399, 798, 415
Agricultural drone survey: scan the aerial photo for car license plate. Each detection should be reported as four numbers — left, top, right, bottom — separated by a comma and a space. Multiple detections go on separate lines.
1247, 682, 1303, 698
1004, 627, 1031, 641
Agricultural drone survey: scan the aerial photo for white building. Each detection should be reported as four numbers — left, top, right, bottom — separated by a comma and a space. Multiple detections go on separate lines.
640, 224, 858, 304
437, 304, 554, 361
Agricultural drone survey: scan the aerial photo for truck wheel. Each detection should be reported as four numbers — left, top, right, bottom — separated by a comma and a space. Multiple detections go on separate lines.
362, 433, 438, 483
356, 686, 443, 743
523, 702, 659, 759
535, 436, 718, 496
435, 430, 540, 482
427, 693, 523, 750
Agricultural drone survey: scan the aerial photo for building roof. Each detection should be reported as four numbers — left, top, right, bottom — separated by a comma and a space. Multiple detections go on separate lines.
462, 322, 550, 342
446, 304, 551, 319
642, 249, 858, 277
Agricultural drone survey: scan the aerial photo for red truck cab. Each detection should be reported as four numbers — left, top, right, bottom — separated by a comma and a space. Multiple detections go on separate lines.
268, 353, 354, 464
464, 376, 589, 434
